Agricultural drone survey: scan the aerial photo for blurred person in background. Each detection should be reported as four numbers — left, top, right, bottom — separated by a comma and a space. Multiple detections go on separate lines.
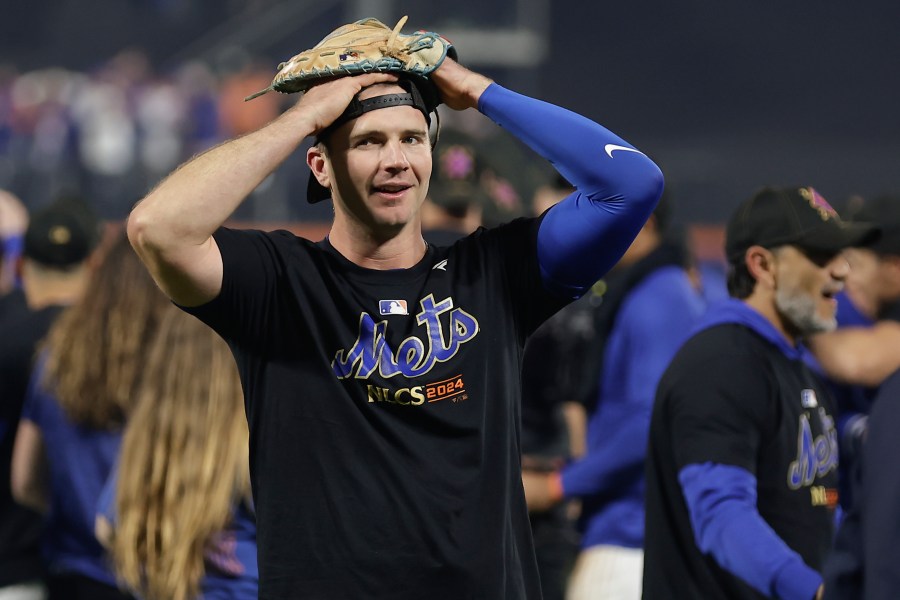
216, 48, 292, 223
174, 61, 221, 158
0, 195, 100, 600
96, 309, 257, 600
70, 51, 147, 219
822, 364, 900, 600
807, 194, 900, 388
801, 194, 900, 599
0, 189, 28, 323
804, 194, 900, 514
435, 106, 539, 230
421, 127, 486, 246
5, 69, 82, 212
11, 232, 170, 600
217, 48, 280, 141
523, 189, 708, 600
643, 186, 878, 600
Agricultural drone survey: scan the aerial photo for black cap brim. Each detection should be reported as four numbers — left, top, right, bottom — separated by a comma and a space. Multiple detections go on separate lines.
795, 220, 881, 255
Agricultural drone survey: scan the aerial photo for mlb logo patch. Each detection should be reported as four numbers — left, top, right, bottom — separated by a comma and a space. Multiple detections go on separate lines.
379, 300, 408, 316
340, 51, 360, 61
800, 389, 818, 408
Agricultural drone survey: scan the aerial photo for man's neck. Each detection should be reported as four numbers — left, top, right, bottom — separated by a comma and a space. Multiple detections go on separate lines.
743, 293, 798, 347
23, 275, 86, 310
328, 220, 427, 270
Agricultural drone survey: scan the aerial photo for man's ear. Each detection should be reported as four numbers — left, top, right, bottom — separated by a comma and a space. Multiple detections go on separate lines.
306, 144, 331, 189
746, 245, 777, 289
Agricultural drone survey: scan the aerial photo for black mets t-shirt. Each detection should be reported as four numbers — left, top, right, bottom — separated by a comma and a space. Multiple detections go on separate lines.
185, 218, 567, 599
643, 323, 839, 600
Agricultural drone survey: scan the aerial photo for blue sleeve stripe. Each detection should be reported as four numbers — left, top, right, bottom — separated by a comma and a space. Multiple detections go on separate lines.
477, 84, 664, 298
678, 462, 822, 599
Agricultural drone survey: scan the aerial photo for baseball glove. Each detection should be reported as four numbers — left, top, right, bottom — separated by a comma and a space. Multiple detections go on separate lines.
245, 16, 455, 101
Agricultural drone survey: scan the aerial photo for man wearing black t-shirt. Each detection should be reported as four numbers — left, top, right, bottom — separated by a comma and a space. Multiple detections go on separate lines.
642, 186, 879, 600
127, 41, 664, 599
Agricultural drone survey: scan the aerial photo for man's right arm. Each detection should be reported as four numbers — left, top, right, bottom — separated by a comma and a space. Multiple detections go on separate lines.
807, 321, 900, 387
127, 73, 399, 307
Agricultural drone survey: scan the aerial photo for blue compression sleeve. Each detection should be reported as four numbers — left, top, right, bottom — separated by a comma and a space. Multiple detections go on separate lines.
679, 463, 822, 600
478, 84, 664, 298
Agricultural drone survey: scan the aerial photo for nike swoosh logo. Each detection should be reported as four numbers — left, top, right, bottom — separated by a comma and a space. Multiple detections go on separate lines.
433, 259, 448, 271
604, 144, 644, 158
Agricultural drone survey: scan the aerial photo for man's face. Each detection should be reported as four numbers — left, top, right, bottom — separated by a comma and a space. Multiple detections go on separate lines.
323, 84, 432, 235
843, 247, 881, 319
772, 245, 849, 336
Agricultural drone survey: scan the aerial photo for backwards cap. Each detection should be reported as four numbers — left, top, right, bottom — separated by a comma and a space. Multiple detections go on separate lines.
23, 195, 102, 267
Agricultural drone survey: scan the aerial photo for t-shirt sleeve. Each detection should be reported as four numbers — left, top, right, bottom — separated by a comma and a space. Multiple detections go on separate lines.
477, 216, 571, 342
668, 349, 774, 475
181, 227, 290, 349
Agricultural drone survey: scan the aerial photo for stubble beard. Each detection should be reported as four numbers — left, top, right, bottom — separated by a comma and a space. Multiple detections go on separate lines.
775, 286, 837, 337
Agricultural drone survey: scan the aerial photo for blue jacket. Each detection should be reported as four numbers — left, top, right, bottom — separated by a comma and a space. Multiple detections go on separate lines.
561, 263, 706, 548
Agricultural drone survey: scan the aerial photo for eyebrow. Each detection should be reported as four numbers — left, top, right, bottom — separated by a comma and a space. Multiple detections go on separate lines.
349, 127, 428, 141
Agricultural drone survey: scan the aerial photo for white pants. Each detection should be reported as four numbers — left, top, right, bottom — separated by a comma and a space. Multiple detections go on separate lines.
0, 582, 47, 600
566, 545, 643, 600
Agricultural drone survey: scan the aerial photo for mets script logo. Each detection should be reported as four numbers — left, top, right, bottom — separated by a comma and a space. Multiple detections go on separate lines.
332, 294, 480, 380
787, 407, 838, 490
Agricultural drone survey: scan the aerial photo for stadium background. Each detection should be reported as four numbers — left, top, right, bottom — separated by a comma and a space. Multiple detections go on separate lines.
3, 0, 900, 259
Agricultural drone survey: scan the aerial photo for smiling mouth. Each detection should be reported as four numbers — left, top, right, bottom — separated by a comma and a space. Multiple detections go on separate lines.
372, 185, 412, 202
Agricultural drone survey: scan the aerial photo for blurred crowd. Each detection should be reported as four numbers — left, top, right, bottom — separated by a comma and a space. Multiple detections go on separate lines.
0, 49, 552, 228
0, 49, 296, 222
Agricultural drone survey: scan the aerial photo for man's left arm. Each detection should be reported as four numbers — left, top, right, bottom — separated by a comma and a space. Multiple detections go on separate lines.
680, 463, 823, 600
671, 353, 825, 600
430, 58, 663, 297
476, 87, 664, 298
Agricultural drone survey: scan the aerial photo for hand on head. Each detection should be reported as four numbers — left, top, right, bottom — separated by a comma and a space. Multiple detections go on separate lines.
288, 57, 492, 136
291, 72, 399, 136
429, 58, 493, 111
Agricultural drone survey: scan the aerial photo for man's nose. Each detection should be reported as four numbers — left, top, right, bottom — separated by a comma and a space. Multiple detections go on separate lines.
829, 253, 851, 280
382, 140, 410, 169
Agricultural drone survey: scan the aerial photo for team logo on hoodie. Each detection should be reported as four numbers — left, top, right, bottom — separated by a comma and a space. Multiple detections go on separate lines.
787, 407, 838, 490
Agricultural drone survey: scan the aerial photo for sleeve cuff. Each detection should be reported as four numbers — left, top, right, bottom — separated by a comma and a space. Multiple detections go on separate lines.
772, 560, 821, 600
475, 82, 501, 114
